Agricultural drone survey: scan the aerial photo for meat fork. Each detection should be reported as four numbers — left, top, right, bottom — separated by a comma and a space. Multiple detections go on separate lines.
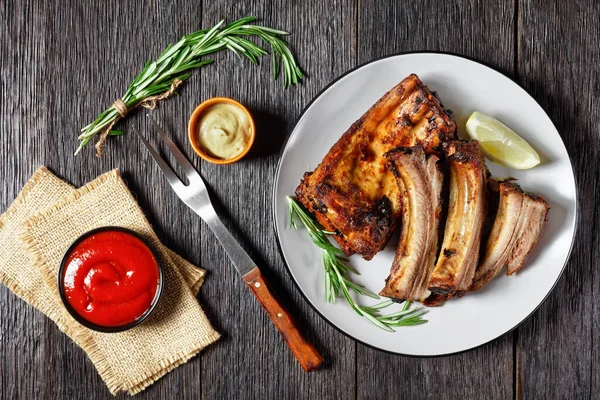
137, 114, 323, 372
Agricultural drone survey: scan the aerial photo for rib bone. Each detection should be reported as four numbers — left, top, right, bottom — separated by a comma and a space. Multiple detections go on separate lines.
428, 140, 488, 295
379, 146, 443, 302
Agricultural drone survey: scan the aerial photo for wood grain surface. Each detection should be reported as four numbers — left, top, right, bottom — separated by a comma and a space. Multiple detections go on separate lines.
0, 0, 596, 399
515, 1, 599, 399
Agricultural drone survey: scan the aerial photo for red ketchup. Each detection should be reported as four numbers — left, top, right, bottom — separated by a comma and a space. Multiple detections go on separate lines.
62, 230, 160, 327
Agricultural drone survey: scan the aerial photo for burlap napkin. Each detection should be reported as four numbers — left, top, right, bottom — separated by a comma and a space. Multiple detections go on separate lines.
0, 167, 220, 395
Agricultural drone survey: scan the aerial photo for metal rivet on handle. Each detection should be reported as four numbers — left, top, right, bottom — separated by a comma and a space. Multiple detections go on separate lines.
254, 282, 261, 288
277, 313, 283, 318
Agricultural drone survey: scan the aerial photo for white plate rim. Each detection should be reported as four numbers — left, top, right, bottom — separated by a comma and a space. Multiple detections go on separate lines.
272, 51, 579, 357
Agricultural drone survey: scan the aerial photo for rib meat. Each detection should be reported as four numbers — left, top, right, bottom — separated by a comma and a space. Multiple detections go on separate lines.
469, 181, 523, 291
470, 181, 550, 291
505, 190, 549, 275
379, 146, 443, 302
295, 74, 456, 260
428, 140, 488, 295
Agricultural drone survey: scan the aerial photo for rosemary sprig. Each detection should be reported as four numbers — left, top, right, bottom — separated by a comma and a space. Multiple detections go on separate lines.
78, 16, 303, 156
287, 196, 427, 331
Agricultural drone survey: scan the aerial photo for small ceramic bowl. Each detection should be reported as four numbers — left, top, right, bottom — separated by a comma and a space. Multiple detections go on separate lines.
188, 97, 256, 164
58, 226, 164, 333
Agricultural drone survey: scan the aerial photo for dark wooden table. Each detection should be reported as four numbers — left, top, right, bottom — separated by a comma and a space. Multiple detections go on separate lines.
1, 1, 597, 398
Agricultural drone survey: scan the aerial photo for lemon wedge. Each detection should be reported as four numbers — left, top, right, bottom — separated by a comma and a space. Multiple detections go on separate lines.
465, 111, 540, 169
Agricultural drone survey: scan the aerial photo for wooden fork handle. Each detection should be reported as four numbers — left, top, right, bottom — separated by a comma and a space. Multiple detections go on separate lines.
243, 267, 323, 372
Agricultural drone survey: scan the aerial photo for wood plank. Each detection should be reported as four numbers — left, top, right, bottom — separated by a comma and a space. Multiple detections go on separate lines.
37, 0, 213, 398
197, 1, 358, 399
516, 1, 599, 398
356, 1, 516, 399
0, 1, 57, 399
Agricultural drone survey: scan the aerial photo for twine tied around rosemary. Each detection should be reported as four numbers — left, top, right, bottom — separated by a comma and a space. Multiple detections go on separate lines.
94, 78, 183, 157
79, 17, 304, 157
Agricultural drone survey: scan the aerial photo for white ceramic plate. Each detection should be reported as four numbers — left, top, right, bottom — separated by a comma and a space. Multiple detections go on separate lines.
273, 53, 577, 356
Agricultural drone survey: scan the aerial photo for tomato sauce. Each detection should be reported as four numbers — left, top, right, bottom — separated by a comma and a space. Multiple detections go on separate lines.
61, 230, 160, 327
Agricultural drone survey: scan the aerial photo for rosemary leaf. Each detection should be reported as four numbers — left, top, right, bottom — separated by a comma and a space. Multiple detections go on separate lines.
78, 16, 303, 156
287, 196, 428, 331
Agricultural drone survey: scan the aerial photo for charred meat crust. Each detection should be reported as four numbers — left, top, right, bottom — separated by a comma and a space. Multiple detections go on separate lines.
379, 146, 443, 302
427, 140, 489, 295
295, 74, 457, 260
295, 178, 395, 260
422, 290, 466, 307
444, 139, 489, 168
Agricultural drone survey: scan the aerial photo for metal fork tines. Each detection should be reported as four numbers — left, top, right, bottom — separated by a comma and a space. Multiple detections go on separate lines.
138, 114, 324, 372
138, 114, 256, 276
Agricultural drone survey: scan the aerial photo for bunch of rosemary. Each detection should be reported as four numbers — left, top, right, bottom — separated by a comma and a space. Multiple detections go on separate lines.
287, 197, 427, 331
78, 16, 303, 156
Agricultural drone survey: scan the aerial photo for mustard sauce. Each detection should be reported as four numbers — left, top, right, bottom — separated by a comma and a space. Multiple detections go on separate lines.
195, 103, 252, 159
